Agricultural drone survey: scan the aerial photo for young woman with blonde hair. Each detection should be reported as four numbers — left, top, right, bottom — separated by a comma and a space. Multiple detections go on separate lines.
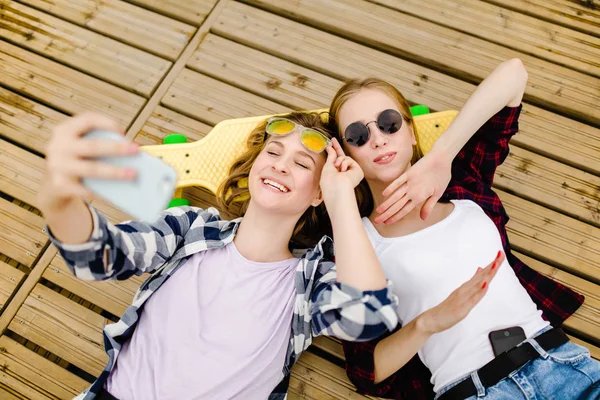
328, 59, 600, 399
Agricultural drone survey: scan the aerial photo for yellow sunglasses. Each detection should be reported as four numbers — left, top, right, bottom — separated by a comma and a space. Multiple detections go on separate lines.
265, 118, 331, 153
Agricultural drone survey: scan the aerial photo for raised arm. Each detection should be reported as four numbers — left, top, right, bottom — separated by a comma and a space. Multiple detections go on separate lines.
431, 58, 527, 160
310, 139, 398, 339
39, 113, 222, 281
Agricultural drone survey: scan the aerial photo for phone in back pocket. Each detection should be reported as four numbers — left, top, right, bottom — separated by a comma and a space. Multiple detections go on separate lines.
82, 130, 178, 222
489, 326, 527, 356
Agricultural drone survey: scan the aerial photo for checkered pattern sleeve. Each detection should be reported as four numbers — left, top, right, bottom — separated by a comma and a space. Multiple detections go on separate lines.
48, 204, 221, 281
310, 258, 399, 341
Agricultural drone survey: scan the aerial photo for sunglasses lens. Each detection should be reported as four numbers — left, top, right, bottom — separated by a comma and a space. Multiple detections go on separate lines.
266, 119, 295, 135
302, 130, 329, 152
344, 122, 370, 147
378, 109, 403, 133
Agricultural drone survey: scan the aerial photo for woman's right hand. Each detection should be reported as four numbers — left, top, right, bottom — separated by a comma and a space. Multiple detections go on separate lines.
39, 113, 139, 214
417, 250, 505, 335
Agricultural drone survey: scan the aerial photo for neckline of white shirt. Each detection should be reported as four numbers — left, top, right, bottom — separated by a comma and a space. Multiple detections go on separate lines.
363, 199, 466, 243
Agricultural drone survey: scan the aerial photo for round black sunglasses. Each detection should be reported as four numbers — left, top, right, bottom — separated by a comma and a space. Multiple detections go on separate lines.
344, 109, 404, 147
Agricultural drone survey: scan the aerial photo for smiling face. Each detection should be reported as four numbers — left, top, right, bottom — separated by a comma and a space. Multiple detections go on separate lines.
247, 129, 326, 217
337, 89, 417, 185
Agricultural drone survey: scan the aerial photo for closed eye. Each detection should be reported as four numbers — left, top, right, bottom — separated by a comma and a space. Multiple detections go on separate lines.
267, 151, 279, 156
296, 162, 309, 169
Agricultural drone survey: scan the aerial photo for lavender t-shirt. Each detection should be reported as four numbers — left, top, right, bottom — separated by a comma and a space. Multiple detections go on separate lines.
106, 241, 300, 399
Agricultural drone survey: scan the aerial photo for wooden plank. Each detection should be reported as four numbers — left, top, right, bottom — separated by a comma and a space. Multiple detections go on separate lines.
0, 262, 25, 310
240, 0, 600, 126
0, 335, 88, 399
0, 199, 46, 268
189, 34, 339, 110
570, 335, 600, 360
162, 69, 289, 125
0, 1, 171, 97
483, 0, 600, 38
500, 190, 600, 284
214, 4, 600, 176
514, 252, 599, 343
0, 87, 65, 153
0, 248, 57, 336
513, 106, 600, 176
42, 254, 144, 318
20, 0, 195, 60
126, 0, 218, 26
495, 146, 600, 226
0, 388, 20, 400
9, 283, 107, 376
312, 336, 345, 361
0, 140, 44, 207
134, 105, 212, 146
292, 351, 374, 400
124, 0, 229, 139
0, 40, 144, 127
368, 0, 600, 78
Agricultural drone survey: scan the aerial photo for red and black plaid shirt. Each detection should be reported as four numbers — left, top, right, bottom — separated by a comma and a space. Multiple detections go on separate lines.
342, 105, 585, 399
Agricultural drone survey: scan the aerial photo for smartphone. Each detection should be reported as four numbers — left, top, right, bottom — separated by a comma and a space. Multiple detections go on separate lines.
489, 326, 527, 356
82, 130, 178, 222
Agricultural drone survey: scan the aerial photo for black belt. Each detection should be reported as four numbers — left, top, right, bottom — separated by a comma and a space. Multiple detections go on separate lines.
438, 327, 569, 400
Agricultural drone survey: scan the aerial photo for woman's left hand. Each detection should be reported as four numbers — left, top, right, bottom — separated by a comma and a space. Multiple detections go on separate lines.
320, 138, 364, 199
374, 147, 452, 224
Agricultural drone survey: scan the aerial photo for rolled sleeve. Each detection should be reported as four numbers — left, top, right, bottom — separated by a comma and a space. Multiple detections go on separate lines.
312, 279, 399, 341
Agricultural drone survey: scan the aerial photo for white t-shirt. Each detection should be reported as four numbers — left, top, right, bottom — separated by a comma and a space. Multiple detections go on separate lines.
362, 199, 549, 392
106, 241, 300, 400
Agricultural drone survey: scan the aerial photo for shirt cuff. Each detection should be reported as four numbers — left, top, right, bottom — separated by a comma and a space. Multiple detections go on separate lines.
318, 280, 400, 332
46, 203, 106, 252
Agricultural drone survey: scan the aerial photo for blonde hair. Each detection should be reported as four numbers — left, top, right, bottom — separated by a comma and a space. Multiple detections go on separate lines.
217, 111, 333, 247
328, 78, 423, 217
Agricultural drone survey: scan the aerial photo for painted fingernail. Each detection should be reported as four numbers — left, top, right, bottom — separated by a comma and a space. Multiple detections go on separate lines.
481, 282, 488, 289
497, 250, 502, 258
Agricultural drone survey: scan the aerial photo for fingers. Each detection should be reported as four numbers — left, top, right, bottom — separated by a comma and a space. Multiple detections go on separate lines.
58, 113, 123, 139
465, 251, 505, 292
382, 201, 415, 225
72, 160, 137, 180
331, 137, 346, 158
73, 139, 139, 158
374, 198, 411, 224
382, 173, 408, 197
376, 186, 407, 215
419, 191, 438, 221
325, 145, 337, 166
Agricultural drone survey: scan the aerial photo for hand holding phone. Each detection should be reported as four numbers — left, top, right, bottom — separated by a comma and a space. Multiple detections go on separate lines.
40, 113, 177, 222
82, 130, 177, 221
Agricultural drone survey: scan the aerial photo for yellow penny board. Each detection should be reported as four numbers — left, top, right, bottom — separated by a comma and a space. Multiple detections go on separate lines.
142, 110, 458, 196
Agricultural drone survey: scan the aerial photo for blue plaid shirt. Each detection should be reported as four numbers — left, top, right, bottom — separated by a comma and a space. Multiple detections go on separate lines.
48, 205, 399, 399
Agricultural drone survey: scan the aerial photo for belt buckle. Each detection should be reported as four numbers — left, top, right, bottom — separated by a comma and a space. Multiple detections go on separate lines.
507, 342, 536, 369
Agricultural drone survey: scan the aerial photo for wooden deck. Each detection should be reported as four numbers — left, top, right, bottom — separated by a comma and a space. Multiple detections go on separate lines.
0, 0, 598, 398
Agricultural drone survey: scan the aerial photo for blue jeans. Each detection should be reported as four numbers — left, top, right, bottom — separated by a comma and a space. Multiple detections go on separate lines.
435, 328, 600, 400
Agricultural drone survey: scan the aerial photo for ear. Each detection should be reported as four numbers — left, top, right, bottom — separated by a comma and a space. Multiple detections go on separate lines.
409, 123, 417, 146
311, 189, 324, 207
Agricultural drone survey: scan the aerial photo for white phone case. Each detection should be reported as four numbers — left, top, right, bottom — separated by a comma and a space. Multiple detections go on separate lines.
82, 130, 178, 221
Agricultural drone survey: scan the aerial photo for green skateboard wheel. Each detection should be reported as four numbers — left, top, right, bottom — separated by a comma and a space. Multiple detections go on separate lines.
410, 105, 430, 116
163, 133, 188, 145
168, 198, 190, 208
